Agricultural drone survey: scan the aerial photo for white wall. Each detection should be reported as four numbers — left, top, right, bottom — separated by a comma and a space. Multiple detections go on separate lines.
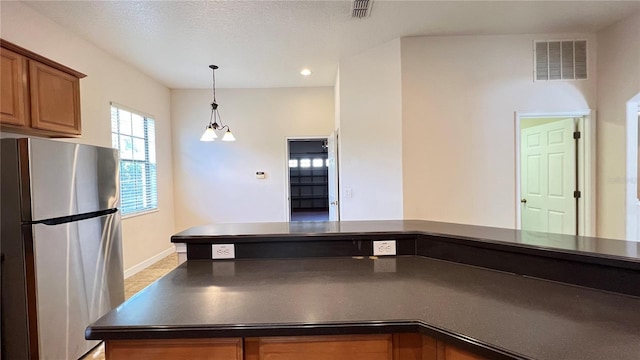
401, 34, 596, 228
171, 87, 333, 231
596, 12, 640, 240
337, 39, 404, 220
0, 2, 176, 270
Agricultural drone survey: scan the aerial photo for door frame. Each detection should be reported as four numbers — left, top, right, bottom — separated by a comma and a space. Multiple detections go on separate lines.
284, 136, 329, 222
514, 110, 596, 236
327, 130, 340, 221
625, 94, 640, 240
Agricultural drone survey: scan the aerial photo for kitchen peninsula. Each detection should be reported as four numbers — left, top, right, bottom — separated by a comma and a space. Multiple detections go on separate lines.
86, 221, 640, 360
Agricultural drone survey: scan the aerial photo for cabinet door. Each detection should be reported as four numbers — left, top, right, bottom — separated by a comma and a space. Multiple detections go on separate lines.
393, 333, 433, 360
105, 338, 243, 360
443, 345, 489, 360
252, 335, 392, 360
0, 48, 28, 127
29, 60, 81, 135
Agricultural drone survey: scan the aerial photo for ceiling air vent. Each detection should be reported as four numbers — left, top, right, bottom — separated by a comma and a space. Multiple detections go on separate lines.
352, 0, 373, 18
534, 40, 587, 81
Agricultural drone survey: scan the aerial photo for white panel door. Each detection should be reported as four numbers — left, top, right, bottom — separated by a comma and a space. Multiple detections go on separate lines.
521, 118, 576, 234
327, 131, 340, 221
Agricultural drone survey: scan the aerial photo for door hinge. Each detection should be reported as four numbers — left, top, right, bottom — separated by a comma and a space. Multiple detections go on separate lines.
573, 131, 581, 139
574, 190, 581, 199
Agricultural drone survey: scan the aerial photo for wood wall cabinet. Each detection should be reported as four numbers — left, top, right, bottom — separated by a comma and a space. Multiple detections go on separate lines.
0, 39, 85, 137
102, 334, 491, 360
0, 47, 28, 127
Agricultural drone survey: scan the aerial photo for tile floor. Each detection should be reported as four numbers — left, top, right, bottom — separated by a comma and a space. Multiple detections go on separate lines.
81, 253, 179, 360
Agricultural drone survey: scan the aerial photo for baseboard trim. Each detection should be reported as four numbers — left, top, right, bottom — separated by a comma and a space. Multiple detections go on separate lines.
124, 246, 176, 279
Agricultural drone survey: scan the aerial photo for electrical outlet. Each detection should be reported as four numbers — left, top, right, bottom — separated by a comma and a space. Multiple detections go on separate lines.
212, 244, 235, 259
373, 240, 396, 256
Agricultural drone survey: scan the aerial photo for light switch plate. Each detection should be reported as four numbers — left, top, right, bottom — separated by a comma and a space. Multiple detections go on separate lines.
345, 188, 353, 198
373, 240, 396, 256
212, 244, 235, 259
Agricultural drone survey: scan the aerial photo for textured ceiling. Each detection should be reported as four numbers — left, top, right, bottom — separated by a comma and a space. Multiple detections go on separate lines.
23, 1, 640, 89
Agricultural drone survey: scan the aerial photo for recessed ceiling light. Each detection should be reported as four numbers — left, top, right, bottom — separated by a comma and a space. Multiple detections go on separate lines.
300, 68, 312, 76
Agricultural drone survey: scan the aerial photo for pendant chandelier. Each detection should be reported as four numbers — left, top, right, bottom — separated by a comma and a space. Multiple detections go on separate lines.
200, 65, 235, 142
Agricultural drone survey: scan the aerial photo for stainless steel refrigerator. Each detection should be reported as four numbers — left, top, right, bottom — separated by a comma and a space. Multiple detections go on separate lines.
1, 138, 125, 359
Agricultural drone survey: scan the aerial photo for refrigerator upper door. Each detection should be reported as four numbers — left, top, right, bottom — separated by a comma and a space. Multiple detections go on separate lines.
32, 212, 124, 360
27, 139, 119, 222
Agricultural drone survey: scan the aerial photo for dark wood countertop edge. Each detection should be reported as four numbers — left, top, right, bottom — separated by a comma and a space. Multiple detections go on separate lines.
421, 234, 640, 271
171, 231, 422, 242
86, 320, 530, 360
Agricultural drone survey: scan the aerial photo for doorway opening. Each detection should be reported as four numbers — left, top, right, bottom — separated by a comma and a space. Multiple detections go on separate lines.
515, 112, 595, 236
287, 139, 329, 222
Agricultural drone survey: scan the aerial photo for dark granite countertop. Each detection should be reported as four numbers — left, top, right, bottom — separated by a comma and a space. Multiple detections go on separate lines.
87, 256, 640, 360
172, 220, 640, 268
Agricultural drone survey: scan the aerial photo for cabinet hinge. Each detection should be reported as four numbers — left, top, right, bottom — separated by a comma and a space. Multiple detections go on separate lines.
573, 131, 581, 139
574, 190, 581, 199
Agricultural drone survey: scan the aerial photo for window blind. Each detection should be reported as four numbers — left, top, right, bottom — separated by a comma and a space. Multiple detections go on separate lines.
110, 105, 158, 215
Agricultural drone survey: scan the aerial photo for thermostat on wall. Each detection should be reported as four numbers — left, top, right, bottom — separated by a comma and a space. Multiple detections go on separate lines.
256, 171, 266, 179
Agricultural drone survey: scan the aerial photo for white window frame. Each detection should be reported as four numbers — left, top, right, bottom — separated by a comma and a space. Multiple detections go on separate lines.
110, 103, 158, 217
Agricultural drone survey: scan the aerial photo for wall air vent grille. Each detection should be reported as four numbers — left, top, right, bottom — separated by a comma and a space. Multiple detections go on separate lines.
534, 40, 587, 81
352, 0, 373, 18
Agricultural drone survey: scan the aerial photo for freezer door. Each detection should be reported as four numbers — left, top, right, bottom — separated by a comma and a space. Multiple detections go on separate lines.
32, 212, 124, 360
27, 139, 119, 221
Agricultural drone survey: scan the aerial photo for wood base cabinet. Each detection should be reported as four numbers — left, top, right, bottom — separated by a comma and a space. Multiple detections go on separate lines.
392, 334, 488, 360
245, 335, 392, 360
104, 334, 489, 360
442, 345, 489, 360
105, 338, 244, 360
1, 39, 85, 137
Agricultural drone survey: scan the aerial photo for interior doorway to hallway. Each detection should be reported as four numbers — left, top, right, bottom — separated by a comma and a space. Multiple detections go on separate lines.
516, 112, 595, 236
287, 139, 330, 222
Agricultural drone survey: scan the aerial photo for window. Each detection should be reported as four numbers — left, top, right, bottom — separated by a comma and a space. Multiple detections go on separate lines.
289, 159, 298, 168
300, 158, 311, 168
110, 104, 158, 215
312, 158, 323, 168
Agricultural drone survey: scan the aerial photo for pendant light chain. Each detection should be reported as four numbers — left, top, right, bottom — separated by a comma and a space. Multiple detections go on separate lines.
212, 66, 217, 104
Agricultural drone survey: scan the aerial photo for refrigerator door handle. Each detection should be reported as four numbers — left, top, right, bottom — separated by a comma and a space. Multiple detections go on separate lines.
28, 208, 118, 226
